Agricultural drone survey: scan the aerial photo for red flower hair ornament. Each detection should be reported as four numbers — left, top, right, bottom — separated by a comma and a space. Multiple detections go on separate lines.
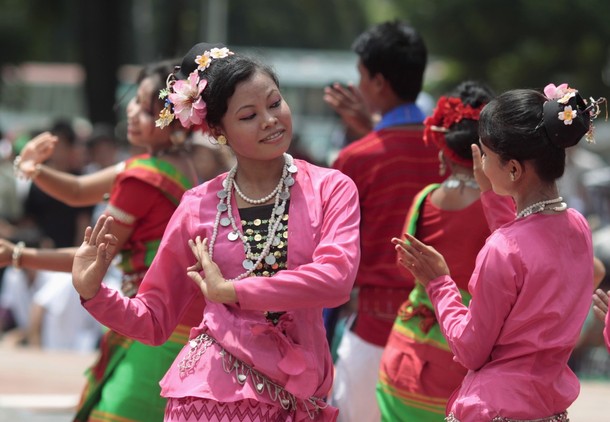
423, 96, 485, 167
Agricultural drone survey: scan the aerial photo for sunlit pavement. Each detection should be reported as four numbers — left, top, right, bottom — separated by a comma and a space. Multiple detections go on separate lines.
0, 345, 609, 421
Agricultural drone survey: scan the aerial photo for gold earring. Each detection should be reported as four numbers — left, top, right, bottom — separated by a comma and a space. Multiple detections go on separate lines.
217, 135, 227, 145
170, 131, 186, 146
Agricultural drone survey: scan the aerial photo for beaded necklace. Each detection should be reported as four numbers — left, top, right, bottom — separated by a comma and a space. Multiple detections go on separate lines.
516, 196, 567, 219
233, 177, 283, 204
442, 173, 479, 191
209, 153, 297, 282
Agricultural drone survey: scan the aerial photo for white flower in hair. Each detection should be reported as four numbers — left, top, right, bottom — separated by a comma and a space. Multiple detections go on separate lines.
195, 52, 212, 70
558, 105, 577, 125
209, 47, 233, 59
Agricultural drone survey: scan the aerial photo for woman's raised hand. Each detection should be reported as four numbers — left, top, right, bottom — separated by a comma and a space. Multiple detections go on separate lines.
0, 239, 15, 268
72, 215, 118, 300
187, 236, 236, 303
18, 132, 58, 177
471, 144, 492, 192
391, 233, 450, 287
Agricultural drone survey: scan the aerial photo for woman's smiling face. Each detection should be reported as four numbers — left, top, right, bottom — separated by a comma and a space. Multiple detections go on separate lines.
216, 70, 292, 162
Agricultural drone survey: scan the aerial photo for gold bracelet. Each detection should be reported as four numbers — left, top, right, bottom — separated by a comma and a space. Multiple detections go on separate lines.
11, 241, 25, 270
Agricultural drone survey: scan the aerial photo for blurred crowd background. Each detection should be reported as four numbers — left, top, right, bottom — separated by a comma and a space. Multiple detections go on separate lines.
1, 0, 610, 381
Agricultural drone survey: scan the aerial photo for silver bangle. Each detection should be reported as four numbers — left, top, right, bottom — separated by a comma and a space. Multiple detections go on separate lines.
11, 241, 25, 270
13, 155, 24, 179
12, 156, 42, 180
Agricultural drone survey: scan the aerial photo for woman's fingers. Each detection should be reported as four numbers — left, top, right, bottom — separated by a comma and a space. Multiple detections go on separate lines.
403, 233, 429, 255
471, 143, 482, 170
593, 289, 609, 312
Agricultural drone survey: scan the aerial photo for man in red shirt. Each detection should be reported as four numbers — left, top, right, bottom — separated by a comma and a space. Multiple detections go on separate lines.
327, 20, 442, 422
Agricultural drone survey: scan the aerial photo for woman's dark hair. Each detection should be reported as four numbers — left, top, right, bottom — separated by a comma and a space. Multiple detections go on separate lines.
201, 54, 279, 128
445, 81, 494, 162
137, 60, 178, 114
479, 89, 572, 182
352, 20, 427, 102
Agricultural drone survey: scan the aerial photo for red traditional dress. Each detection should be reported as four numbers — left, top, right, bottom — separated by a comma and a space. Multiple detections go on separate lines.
377, 185, 497, 420
75, 154, 204, 422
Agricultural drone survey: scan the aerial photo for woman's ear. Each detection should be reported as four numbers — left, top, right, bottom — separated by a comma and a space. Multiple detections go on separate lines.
209, 126, 221, 139
508, 159, 523, 181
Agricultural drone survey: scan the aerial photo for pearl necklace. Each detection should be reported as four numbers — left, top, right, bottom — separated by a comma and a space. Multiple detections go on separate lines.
208, 153, 297, 282
517, 196, 567, 219
233, 177, 283, 205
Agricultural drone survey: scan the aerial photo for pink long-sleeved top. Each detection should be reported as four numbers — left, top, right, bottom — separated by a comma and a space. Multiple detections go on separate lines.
83, 159, 361, 421
426, 208, 593, 421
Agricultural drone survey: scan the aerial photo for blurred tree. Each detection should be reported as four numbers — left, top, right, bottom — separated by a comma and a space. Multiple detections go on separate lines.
3, 0, 609, 125
227, 0, 368, 49
79, 0, 121, 126
389, 0, 610, 96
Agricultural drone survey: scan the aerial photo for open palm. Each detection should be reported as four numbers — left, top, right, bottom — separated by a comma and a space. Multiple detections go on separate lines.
72, 215, 117, 300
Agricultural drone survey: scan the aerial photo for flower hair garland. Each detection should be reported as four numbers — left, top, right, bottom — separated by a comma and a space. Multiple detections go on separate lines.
155, 47, 234, 131
541, 82, 607, 144
423, 96, 486, 166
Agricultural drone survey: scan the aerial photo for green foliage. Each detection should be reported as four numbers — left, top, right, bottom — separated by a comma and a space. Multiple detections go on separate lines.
227, 0, 368, 49
391, 0, 610, 96
3, 0, 610, 124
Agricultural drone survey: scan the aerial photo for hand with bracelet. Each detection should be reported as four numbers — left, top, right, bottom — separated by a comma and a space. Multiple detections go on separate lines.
0, 238, 24, 268
13, 131, 58, 179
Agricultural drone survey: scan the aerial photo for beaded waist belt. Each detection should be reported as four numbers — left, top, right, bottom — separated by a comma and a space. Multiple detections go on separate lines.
446, 411, 569, 422
179, 333, 328, 420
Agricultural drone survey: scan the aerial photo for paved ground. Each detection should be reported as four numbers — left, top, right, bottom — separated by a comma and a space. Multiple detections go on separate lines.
1, 345, 609, 421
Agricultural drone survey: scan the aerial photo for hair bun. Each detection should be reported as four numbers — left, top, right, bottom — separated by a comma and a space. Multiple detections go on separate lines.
536, 83, 608, 148
175, 42, 228, 80
541, 85, 593, 149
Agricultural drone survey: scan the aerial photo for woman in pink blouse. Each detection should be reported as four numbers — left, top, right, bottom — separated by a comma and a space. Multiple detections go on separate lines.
70, 43, 361, 421
393, 84, 605, 421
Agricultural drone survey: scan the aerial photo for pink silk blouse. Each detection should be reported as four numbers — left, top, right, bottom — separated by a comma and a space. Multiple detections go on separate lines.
426, 208, 593, 421
83, 159, 361, 422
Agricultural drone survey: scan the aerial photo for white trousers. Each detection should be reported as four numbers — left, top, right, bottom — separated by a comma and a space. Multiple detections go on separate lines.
331, 328, 384, 422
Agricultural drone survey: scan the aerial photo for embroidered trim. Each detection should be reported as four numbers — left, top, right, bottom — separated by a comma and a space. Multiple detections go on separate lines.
105, 204, 136, 225
179, 333, 327, 420
446, 411, 569, 422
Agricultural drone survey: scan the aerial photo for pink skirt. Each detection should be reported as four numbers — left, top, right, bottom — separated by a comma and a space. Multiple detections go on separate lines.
165, 397, 294, 422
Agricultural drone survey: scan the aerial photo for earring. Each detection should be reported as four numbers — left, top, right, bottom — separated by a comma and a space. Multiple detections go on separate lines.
217, 135, 227, 145
438, 150, 446, 176
170, 130, 186, 146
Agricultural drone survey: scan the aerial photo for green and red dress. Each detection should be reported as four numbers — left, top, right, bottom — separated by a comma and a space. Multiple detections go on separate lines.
74, 154, 204, 422
376, 184, 491, 421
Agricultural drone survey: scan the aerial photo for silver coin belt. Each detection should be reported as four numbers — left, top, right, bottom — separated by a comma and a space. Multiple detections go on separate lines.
179, 332, 328, 419
446, 411, 568, 422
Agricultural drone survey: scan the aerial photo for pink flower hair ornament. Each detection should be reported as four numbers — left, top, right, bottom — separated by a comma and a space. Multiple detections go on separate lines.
155, 47, 234, 131
540, 82, 607, 146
